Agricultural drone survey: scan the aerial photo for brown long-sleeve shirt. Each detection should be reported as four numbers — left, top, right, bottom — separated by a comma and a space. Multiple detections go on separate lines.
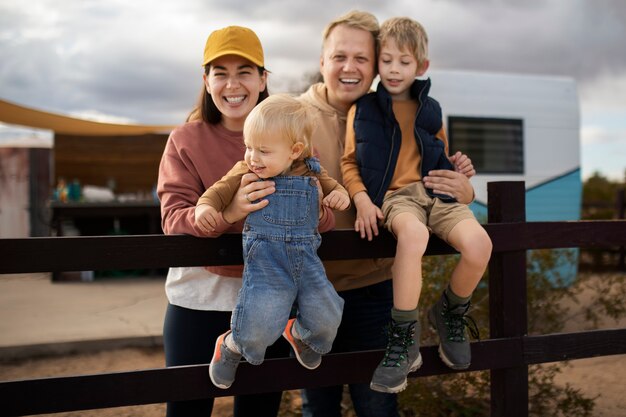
197, 159, 348, 212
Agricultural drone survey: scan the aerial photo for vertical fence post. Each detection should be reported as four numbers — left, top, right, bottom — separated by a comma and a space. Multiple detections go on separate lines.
616, 188, 625, 271
487, 182, 528, 417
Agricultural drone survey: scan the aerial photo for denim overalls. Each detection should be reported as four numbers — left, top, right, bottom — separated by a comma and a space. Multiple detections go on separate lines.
231, 158, 344, 365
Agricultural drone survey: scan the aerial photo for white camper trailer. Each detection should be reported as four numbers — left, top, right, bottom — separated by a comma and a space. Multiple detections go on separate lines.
428, 70, 581, 223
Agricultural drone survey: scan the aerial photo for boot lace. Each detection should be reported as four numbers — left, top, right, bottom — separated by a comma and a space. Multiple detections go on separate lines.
381, 322, 415, 367
444, 304, 480, 342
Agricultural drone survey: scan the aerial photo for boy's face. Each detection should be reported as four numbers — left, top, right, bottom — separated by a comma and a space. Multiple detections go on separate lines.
378, 38, 429, 100
320, 24, 376, 113
244, 132, 303, 179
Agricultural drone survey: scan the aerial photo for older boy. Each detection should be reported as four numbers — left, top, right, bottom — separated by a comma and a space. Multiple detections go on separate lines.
341, 17, 492, 394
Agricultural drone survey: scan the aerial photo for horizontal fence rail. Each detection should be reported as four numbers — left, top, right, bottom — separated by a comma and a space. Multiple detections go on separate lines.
2, 221, 625, 274
2, 329, 625, 417
1, 182, 626, 417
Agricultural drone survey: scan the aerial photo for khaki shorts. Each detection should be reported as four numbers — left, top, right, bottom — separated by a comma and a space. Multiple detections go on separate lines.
382, 182, 476, 242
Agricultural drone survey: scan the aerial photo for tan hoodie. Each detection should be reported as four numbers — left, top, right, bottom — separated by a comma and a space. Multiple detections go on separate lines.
299, 83, 393, 292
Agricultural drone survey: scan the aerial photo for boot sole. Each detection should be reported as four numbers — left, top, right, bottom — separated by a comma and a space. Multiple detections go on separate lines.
369, 353, 423, 393
370, 379, 407, 393
428, 318, 471, 370
409, 352, 423, 372
438, 345, 470, 370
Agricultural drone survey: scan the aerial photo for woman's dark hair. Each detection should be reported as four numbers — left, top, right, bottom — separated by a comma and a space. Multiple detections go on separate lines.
187, 65, 269, 123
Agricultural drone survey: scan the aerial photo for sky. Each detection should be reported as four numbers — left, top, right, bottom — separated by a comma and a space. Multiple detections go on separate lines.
0, 0, 624, 181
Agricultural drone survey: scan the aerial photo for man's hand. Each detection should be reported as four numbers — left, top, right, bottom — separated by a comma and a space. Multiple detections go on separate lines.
423, 170, 475, 204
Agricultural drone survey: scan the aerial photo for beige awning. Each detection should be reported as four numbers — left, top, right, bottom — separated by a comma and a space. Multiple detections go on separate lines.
0, 99, 176, 136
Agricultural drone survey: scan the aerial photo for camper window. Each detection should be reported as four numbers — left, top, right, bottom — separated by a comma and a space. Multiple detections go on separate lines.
448, 116, 523, 174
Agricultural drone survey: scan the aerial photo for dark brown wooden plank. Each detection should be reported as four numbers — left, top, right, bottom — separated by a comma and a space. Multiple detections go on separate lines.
0, 231, 454, 274
488, 181, 529, 417
487, 220, 626, 251
0, 338, 522, 416
2, 220, 626, 274
524, 328, 626, 364
2, 331, 623, 416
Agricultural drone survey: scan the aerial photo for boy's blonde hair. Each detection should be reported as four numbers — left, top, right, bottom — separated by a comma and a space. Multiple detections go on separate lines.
379, 17, 429, 66
322, 10, 379, 49
244, 94, 314, 159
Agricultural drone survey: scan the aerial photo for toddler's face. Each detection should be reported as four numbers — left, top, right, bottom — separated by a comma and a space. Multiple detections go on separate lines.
244, 133, 301, 179
378, 38, 428, 100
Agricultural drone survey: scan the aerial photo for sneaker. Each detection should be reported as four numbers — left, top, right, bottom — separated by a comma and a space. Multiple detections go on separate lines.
370, 320, 422, 393
209, 330, 242, 389
282, 318, 322, 370
428, 292, 479, 370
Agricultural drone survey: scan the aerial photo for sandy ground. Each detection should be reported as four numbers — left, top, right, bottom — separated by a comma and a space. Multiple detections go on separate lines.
0, 273, 624, 416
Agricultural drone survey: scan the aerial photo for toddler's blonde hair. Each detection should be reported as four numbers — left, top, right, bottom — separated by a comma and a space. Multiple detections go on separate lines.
244, 94, 314, 159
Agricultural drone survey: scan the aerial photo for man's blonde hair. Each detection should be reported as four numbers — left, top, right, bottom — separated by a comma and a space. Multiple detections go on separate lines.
322, 10, 379, 47
379, 17, 429, 66
244, 94, 314, 159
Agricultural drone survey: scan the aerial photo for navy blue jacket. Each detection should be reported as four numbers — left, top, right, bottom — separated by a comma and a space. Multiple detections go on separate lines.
353, 78, 455, 207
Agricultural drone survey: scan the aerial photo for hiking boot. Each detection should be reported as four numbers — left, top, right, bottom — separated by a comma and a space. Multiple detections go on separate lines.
209, 330, 242, 389
282, 318, 322, 370
428, 292, 479, 370
370, 320, 422, 393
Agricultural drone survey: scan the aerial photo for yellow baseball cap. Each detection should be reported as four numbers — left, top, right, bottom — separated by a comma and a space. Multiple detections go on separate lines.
202, 26, 265, 68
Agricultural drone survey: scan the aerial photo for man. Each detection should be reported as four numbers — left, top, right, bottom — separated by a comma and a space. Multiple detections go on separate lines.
298, 10, 475, 417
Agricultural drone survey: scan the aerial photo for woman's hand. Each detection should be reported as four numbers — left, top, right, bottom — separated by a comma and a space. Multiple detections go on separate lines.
323, 190, 350, 211
423, 170, 475, 204
450, 151, 476, 178
222, 173, 276, 224
353, 191, 384, 241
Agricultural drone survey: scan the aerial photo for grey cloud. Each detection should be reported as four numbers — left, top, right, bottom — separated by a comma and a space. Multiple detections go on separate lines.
1, 0, 625, 125
428, 0, 626, 84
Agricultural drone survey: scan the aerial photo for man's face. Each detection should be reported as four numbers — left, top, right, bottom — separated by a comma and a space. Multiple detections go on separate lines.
320, 24, 376, 113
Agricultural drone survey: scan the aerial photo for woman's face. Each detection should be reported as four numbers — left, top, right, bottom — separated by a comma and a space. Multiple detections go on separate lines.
204, 55, 267, 131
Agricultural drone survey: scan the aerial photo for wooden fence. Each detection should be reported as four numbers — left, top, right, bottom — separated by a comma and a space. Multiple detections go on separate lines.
1, 182, 625, 416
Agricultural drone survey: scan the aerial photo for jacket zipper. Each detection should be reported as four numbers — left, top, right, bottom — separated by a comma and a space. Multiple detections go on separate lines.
376, 124, 396, 203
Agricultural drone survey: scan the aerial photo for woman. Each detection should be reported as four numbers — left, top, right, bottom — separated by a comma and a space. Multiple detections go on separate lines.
157, 25, 335, 417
